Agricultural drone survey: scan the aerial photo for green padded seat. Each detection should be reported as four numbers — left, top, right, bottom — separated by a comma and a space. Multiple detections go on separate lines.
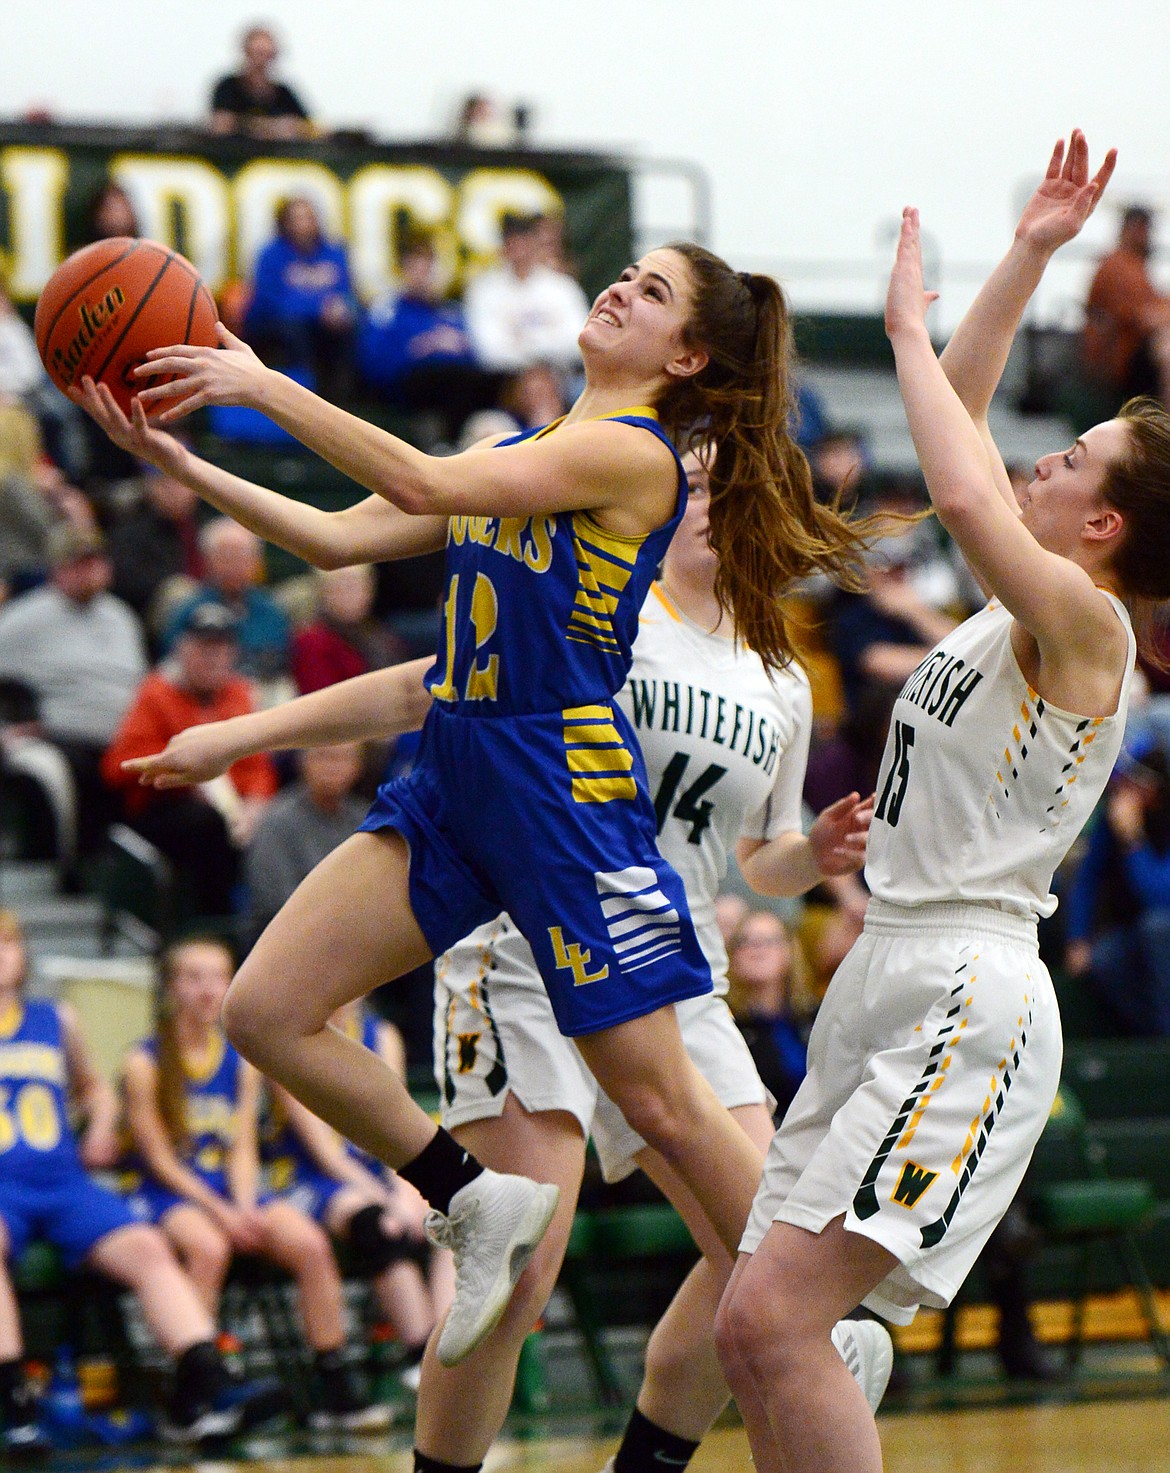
1033, 1179, 1155, 1235
12, 1242, 64, 1293
588, 1203, 694, 1258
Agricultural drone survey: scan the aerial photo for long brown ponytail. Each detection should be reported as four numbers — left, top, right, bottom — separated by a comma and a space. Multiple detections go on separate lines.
656, 243, 873, 670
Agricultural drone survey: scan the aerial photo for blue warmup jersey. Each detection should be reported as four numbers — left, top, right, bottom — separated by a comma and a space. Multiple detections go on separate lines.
361, 409, 714, 1036
120, 1029, 244, 1222
0, 1000, 136, 1266
262, 1009, 381, 1220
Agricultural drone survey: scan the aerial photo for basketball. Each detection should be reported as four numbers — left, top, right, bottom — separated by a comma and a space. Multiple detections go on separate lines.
34, 237, 219, 416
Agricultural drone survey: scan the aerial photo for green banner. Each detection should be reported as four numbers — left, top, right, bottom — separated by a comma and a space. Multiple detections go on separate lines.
0, 123, 632, 311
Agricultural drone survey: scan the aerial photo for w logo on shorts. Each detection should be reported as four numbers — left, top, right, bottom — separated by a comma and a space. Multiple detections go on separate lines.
595, 866, 682, 973
891, 1160, 938, 1208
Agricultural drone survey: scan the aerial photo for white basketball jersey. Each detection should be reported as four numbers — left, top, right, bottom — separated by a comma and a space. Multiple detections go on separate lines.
614, 583, 811, 990
447, 583, 812, 993
865, 595, 1136, 918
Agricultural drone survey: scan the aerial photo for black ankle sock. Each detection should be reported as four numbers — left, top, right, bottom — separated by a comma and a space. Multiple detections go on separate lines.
614, 1407, 701, 1473
398, 1127, 484, 1215
173, 1340, 227, 1407
0, 1358, 25, 1418
414, 1451, 483, 1473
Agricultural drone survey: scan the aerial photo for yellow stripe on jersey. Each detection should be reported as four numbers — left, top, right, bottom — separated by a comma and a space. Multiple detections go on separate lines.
567, 515, 643, 651
563, 703, 638, 803
567, 746, 635, 774
572, 775, 638, 803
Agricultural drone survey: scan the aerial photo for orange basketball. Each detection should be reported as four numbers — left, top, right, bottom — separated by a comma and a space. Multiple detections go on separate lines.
34, 237, 219, 416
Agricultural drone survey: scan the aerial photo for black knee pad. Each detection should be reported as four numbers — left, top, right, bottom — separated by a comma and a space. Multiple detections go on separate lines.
346, 1202, 418, 1275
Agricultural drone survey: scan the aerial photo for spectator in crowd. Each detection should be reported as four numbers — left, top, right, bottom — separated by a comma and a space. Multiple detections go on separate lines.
357, 231, 499, 447
120, 936, 384, 1431
808, 428, 871, 502
463, 211, 590, 415
1081, 205, 1170, 414
245, 196, 356, 401
107, 461, 205, 632
291, 564, 404, 695
243, 742, 368, 946
1064, 741, 1170, 1035
261, 998, 447, 1396
0, 909, 284, 1450
83, 180, 140, 243
102, 603, 278, 918
0, 274, 87, 479
0, 522, 147, 869
207, 23, 313, 140
0, 452, 59, 594
452, 93, 517, 148
164, 518, 292, 696
827, 505, 962, 719
726, 910, 811, 1123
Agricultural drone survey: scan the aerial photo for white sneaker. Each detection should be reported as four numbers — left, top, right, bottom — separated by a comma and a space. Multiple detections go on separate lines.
426, 1169, 560, 1367
831, 1318, 894, 1413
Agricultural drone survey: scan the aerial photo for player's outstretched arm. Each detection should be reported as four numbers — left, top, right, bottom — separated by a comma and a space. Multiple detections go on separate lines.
123, 657, 433, 790
73, 375, 447, 568
939, 131, 1115, 505
130, 327, 678, 528
888, 208, 1124, 675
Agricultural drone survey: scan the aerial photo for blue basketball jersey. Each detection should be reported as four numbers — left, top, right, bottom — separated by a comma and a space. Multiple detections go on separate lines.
262, 1008, 382, 1188
424, 410, 688, 718
0, 1000, 82, 1184
135, 1029, 242, 1187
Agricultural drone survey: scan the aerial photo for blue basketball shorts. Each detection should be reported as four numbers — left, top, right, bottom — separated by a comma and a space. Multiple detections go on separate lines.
0, 1171, 140, 1269
360, 701, 713, 1037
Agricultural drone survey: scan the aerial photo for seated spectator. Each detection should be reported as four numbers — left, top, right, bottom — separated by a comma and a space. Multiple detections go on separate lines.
164, 518, 292, 700
120, 936, 384, 1431
244, 196, 355, 401
107, 461, 205, 634
828, 507, 962, 719
207, 23, 313, 140
0, 523, 147, 870
292, 564, 405, 694
0, 273, 87, 480
1064, 741, 1170, 1035
0, 910, 283, 1450
1081, 205, 1170, 414
262, 999, 449, 1395
726, 910, 811, 1122
102, 603, 278, 919
357, 232, 499, 446
463, 211, 589, 411
0, 452, 58, 595
243, 742, 368, 946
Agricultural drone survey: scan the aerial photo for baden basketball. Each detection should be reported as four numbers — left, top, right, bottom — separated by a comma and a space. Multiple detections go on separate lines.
34, 237, 219, 416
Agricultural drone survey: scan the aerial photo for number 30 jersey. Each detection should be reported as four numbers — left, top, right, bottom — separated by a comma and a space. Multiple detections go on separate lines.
865, 595, 1136, 918
615, 584, 812, 991
0, 1000, 76, 1184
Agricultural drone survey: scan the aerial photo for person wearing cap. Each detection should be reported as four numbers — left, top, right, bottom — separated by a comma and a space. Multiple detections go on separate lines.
102, 603, 277, 918
0, 521, 147, 870
163, 518, 292, 702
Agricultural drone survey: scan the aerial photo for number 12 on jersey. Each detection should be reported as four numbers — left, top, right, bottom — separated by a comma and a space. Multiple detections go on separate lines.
875, 719, 915, 827
430, 571, 500, 703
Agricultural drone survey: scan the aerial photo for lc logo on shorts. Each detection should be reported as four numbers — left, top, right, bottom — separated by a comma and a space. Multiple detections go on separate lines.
891, 1160, 939, 1208
549, 926, 609, 986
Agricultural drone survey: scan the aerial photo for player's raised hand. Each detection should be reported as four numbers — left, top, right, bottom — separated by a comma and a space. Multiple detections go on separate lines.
1015, 129, 1117, 256
133, 322, 268, 423
885, 208, 939, 342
